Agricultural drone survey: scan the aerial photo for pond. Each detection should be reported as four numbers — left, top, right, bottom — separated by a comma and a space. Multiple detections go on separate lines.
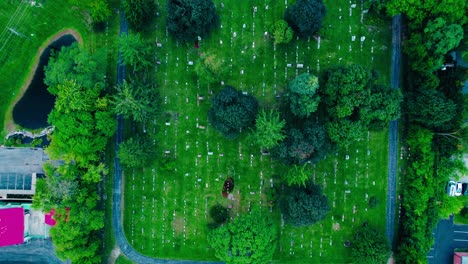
12, 34, 76, 129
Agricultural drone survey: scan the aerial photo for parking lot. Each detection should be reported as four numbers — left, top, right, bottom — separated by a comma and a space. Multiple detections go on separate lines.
427, 215, 468, 264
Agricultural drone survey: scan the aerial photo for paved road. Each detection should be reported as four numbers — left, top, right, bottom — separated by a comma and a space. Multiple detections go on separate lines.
386, 15, 401, 248
427, 216, 468, 263
0, 238, 66, 264
111, 4, 222, 264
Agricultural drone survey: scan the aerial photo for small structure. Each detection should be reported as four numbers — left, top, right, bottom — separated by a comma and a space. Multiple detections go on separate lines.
454, 252, 468, 264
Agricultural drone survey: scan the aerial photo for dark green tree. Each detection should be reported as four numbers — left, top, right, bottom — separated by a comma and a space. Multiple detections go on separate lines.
285, 0, 326, 38
124, 0, 158, 31
281, 181, 330, 226
287, 73, 321, 118
361, 85, 402, 129
69, 0, 111, 23
408, 88, 457, 129
250, 109, 286, 149
270, 20, 293, 44
208, 210, 277, 264
166, 0, 219, 42
118, 135, 156, 168
276, 120, 331, 165
351, 225, 391, 264
208, 86, 258, 139
118, 33, 154, 73
424, 17, 463, 56
209, 204, 229, 225
326, 119, 366, 149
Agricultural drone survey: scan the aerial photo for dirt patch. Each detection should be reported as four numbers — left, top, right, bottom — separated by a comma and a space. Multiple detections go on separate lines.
333, 223, 340, 231
4, 29, 83, 133
171, 217, 185, 235
107, 245, 121, 264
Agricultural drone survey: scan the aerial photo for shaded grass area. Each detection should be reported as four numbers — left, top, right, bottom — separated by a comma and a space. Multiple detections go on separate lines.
0, 0, 119, 137
115, 254, 135, 264
123, 0, 391, 262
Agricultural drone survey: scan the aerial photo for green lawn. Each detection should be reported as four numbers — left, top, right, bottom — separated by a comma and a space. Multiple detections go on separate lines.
123, 0, 391, 262
0, 0, 120, 138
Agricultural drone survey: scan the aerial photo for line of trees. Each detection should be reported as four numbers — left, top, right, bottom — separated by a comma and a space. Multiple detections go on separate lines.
383, 0, 467, 262
33, 43, 115, 263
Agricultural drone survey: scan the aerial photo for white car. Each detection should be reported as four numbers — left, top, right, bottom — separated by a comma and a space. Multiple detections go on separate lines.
455, 182, 463, 196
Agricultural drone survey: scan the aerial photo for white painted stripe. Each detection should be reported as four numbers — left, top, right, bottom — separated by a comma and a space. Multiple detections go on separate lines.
454, 239, 468, 242
454, 231, 468, 233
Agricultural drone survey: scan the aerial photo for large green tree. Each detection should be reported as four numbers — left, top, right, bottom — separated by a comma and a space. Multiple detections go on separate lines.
250, 109, 286, 149
408, 88, 457, 129
285, 0, 326, 38
118, 33, 154, 73
194, 51, 227, 85
118, 135, 156, 168
276, 120, 331, 165
281, 181, 330, 226
281, 164, 313, 187
208, 210, 277, 264
287, 73, 321, 118
167, 0, 219, 42
208, 86, 258, 139
351, 225, 391, 264
69, 0, 111, 23
111, 80, 158, 123
124, 0, 157, 31
424, 17, 464, 56
361, 85, 402, 129
387, 0, 466, 24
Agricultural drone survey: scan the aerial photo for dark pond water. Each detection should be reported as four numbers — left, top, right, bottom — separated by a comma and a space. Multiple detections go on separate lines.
12, 34, 76, 129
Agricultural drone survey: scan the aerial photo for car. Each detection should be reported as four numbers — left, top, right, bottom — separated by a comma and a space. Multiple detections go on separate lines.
455, 182, 463, 196
448, 181, 457, 196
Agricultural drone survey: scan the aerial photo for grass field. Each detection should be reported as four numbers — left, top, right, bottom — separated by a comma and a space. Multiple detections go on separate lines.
0, 0, 120, 138
123, 0, 391, 262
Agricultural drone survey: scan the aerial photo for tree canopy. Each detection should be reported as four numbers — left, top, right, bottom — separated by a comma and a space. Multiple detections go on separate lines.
118, 135, 156, 169
351, 225, 391, 264
250, 109, 286, 149
69, 0, 111, 23
285, 0, 326, 38
208, 86, 258, 139
194, 51, 227, 85
208, 210, 277, 264
124, 0, 158, 31
270, 20, 293, 44
118, 33, 154, 73
281, 164, 313, 187
167, 0, 219, 42
408, 88, 457, 129
276, 120, 331, 165
287, 73, 321, 118
281, 181, 330, 226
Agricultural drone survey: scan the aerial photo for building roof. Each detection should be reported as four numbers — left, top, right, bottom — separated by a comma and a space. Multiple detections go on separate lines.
0, 207, 24, 247
0, 147, 48, 175
454, 252, 468, 264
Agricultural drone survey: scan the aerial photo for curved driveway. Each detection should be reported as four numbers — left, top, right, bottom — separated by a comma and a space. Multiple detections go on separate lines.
112, 5, 222, 264
386, 15, 401, 248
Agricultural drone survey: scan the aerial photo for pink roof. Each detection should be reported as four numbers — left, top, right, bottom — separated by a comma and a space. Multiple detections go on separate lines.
0, 208, 24, 247
45, 209, 56, 226
454, 252, 468, 264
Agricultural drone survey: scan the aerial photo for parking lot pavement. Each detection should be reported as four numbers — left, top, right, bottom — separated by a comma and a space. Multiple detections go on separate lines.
427, 216, 468, 264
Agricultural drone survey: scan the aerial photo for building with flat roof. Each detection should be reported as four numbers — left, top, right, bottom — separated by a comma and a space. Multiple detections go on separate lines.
454, 252, 468, 264
0, 147, 50, 201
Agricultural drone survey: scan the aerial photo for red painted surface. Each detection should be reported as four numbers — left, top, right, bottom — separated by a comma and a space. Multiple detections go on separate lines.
44, 209, 56, 226
454, 252, 468, 264
0, 208, 24, 247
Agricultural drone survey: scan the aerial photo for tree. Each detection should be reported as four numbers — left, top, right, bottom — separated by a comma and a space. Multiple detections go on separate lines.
387, 0, 466, 25
69, 0, 111, 23
361, 85, 402, 129
408, 88, 457, 129
208, 210, 277, 264
269, 20, 293, 44
124, 0, 157, 31
276, 120, 331, 164
327, 119, 366, 149
209, 204, 229, 225
287, 73, 321, 118
285, 0, 326, 38
167, 0, 219, 42
351, 225, 391, 264
323, 64, 370, 118
208, 86, 258, 139
281, 181, 330, 226
118, 33, 154, 73
111, 80, 158, 123
250, 109, 286, 149
118, 135, 156, 168
281, 164, 313, 187
424, 17, 463, 56
194, 51, 227, 85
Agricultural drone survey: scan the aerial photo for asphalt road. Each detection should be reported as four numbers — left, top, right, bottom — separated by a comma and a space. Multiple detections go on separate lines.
427, 216, 468, 264
385, 15, 401, 248
111, 4, 221, 264
0, 238, 66, 264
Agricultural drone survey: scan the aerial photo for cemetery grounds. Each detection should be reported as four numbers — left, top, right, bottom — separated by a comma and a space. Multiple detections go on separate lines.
123, 0, 392, 262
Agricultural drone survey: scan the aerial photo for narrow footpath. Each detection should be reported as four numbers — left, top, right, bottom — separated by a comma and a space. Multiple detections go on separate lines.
386, 15, 401, 247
